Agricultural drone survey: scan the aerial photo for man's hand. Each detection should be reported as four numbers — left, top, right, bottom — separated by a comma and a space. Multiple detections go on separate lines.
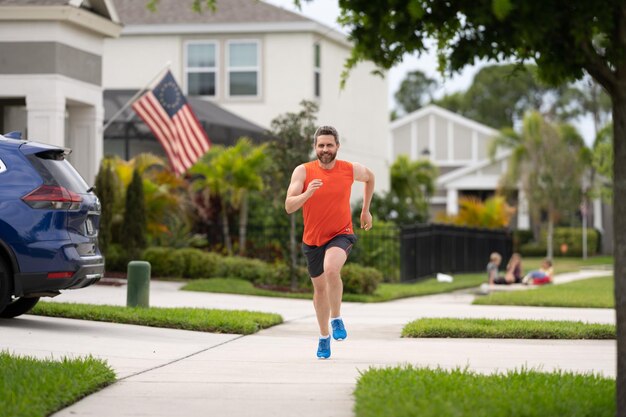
360, 211, 373, 231
306, 179, 323, 196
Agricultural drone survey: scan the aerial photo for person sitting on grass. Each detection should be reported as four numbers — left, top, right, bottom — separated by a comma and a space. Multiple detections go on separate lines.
522, 258, 554, 285
505, 252, 523, 284
486, 252, 508, 286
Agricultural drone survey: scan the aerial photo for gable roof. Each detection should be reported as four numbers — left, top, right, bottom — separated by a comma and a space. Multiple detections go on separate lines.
0, 0, 119, 22
110, 0, 350, 46
391, 104, 499, 137
436, 149, 511, 189
0, 0, 121, 34
112, 0, 308, 25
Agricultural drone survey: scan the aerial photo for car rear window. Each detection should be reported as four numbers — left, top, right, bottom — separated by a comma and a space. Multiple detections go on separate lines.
27, 151, 89, 193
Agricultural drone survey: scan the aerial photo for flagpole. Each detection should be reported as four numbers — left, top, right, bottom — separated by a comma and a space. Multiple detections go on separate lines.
102, 61, 172, 132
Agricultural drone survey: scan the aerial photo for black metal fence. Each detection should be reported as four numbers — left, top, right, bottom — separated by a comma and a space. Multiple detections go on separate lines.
400, 223, 513, 282
238, 222, 512, 283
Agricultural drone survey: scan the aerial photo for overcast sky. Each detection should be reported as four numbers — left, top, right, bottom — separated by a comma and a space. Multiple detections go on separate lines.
263, 0, 595, 145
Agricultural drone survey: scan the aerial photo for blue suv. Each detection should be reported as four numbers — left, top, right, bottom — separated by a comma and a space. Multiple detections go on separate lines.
0, 134, 104, 318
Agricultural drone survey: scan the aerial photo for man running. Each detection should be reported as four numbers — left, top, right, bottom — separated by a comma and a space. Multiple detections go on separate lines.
285, 125, 375, 359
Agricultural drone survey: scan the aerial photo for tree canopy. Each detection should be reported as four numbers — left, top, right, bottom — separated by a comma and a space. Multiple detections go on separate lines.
336, 2, 626, 413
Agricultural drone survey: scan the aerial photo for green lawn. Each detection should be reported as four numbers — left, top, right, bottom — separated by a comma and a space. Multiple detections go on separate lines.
181, 273, 486, 302
354, 366, 614, 417
31, 302, 283, 335
522, 256, 613, 274
473, 276, 614, 308
0, 352, 115, 417
402, 317, 615, 339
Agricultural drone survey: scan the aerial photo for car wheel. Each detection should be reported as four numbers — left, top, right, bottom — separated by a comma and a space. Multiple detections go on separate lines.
0, 257, 12, 314
0, 297, 40, 318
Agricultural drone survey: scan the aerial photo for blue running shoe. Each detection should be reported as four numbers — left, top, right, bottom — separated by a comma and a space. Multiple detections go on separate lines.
317, 337, 331, 359
331, 318, 347, 341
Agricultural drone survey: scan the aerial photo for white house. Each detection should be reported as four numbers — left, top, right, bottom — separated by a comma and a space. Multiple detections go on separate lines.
0, 0, 121, 184
389, 104, 530, 224
390, 104, 613, 252
102, 0, 390, 197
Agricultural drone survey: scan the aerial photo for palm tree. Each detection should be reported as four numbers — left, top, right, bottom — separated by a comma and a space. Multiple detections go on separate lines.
191, 139, 267, 255
229, 138, 267, 255
490, 111, 591, 258
390, 155, 437, 223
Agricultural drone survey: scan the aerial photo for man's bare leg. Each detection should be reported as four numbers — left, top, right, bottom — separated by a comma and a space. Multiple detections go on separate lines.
311, 274, 331, 336
324, 247, 347, 318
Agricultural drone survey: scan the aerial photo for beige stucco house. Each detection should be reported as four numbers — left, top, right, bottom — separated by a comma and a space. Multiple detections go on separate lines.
103, 0, 390, 197
0, 0, 121, 184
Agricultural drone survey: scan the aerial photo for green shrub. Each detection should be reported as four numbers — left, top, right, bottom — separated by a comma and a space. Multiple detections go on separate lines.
350, 222, 400, 282
123, 169, 147, 259
257, 263, 311, 290
142, 247, 184, 278
520, 228, 600, 257
103, 243, 130, 272
201, 251, 222, 278
342, 264, 383, 295
519, 242, 547, 257
546, 227, 599, 257
216, 256, 271, 283
176, 248, 208, 278
512, 230, 534, 252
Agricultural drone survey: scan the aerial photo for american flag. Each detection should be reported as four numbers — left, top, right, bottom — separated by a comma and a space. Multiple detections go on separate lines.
132, 71, 211, 175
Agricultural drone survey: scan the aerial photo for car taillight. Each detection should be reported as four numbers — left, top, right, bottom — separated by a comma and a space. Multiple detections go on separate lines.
48, 271, 74, 279
21, 185, 82, 210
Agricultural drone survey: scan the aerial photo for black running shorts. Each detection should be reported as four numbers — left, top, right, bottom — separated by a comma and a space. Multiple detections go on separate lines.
301, 234, 357, 278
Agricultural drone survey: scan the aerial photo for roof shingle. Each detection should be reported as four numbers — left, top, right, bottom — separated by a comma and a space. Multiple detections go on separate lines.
112, 0, 310, 25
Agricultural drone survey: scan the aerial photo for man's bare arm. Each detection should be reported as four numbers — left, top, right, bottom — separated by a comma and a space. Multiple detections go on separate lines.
285, 165, 323, 214
353, 162, 375, 230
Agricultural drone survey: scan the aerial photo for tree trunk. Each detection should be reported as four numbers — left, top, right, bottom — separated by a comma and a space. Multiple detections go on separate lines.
613, 95, 626, 417
289, 213, 299, 291
238, 192, 248, 256
221, 202, 232, 255
546, 210, 554, 259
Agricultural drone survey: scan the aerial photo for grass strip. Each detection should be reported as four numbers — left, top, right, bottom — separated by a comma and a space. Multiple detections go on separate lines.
354, 365, 615, 417
473, 277, 614, 308
402, 317, 615, 339
31, 302, 283, 335
182, 273, 486, 303
522, 256, 613, 274
0, 352, 115, 417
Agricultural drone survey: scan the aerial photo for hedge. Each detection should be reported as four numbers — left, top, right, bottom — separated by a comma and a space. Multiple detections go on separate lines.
519, 227, 599, 257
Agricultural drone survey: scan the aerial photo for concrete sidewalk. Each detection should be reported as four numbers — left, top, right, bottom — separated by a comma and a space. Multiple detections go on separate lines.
0, 270, 616, 417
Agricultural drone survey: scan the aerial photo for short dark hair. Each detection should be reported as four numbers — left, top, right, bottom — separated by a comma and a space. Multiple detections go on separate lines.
314, 125, 339, 145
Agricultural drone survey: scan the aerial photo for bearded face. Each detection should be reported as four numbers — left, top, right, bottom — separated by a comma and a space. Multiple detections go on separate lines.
315, 135, 339, 164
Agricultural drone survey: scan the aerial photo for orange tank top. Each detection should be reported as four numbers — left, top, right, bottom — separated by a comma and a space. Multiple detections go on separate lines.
302, 160, 354, 246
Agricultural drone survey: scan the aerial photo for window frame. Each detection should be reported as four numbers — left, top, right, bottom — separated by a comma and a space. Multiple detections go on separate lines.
183, 40, 219, 98
226, 39, 261, 99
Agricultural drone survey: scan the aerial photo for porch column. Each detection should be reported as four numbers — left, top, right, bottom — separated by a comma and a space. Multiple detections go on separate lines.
67, 105, 102, 184
593, 198, 603, 232
26, 96, 65, 147
517, 188, 530, 230
446, 188, 459, 215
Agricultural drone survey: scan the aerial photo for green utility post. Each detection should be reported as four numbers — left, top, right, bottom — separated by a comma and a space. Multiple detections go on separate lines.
127, 260, 150, 308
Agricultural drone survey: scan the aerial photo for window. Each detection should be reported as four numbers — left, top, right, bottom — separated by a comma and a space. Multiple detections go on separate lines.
185, 41, 218, 97
314, 43, 321, 98
227, 40, 260, 97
